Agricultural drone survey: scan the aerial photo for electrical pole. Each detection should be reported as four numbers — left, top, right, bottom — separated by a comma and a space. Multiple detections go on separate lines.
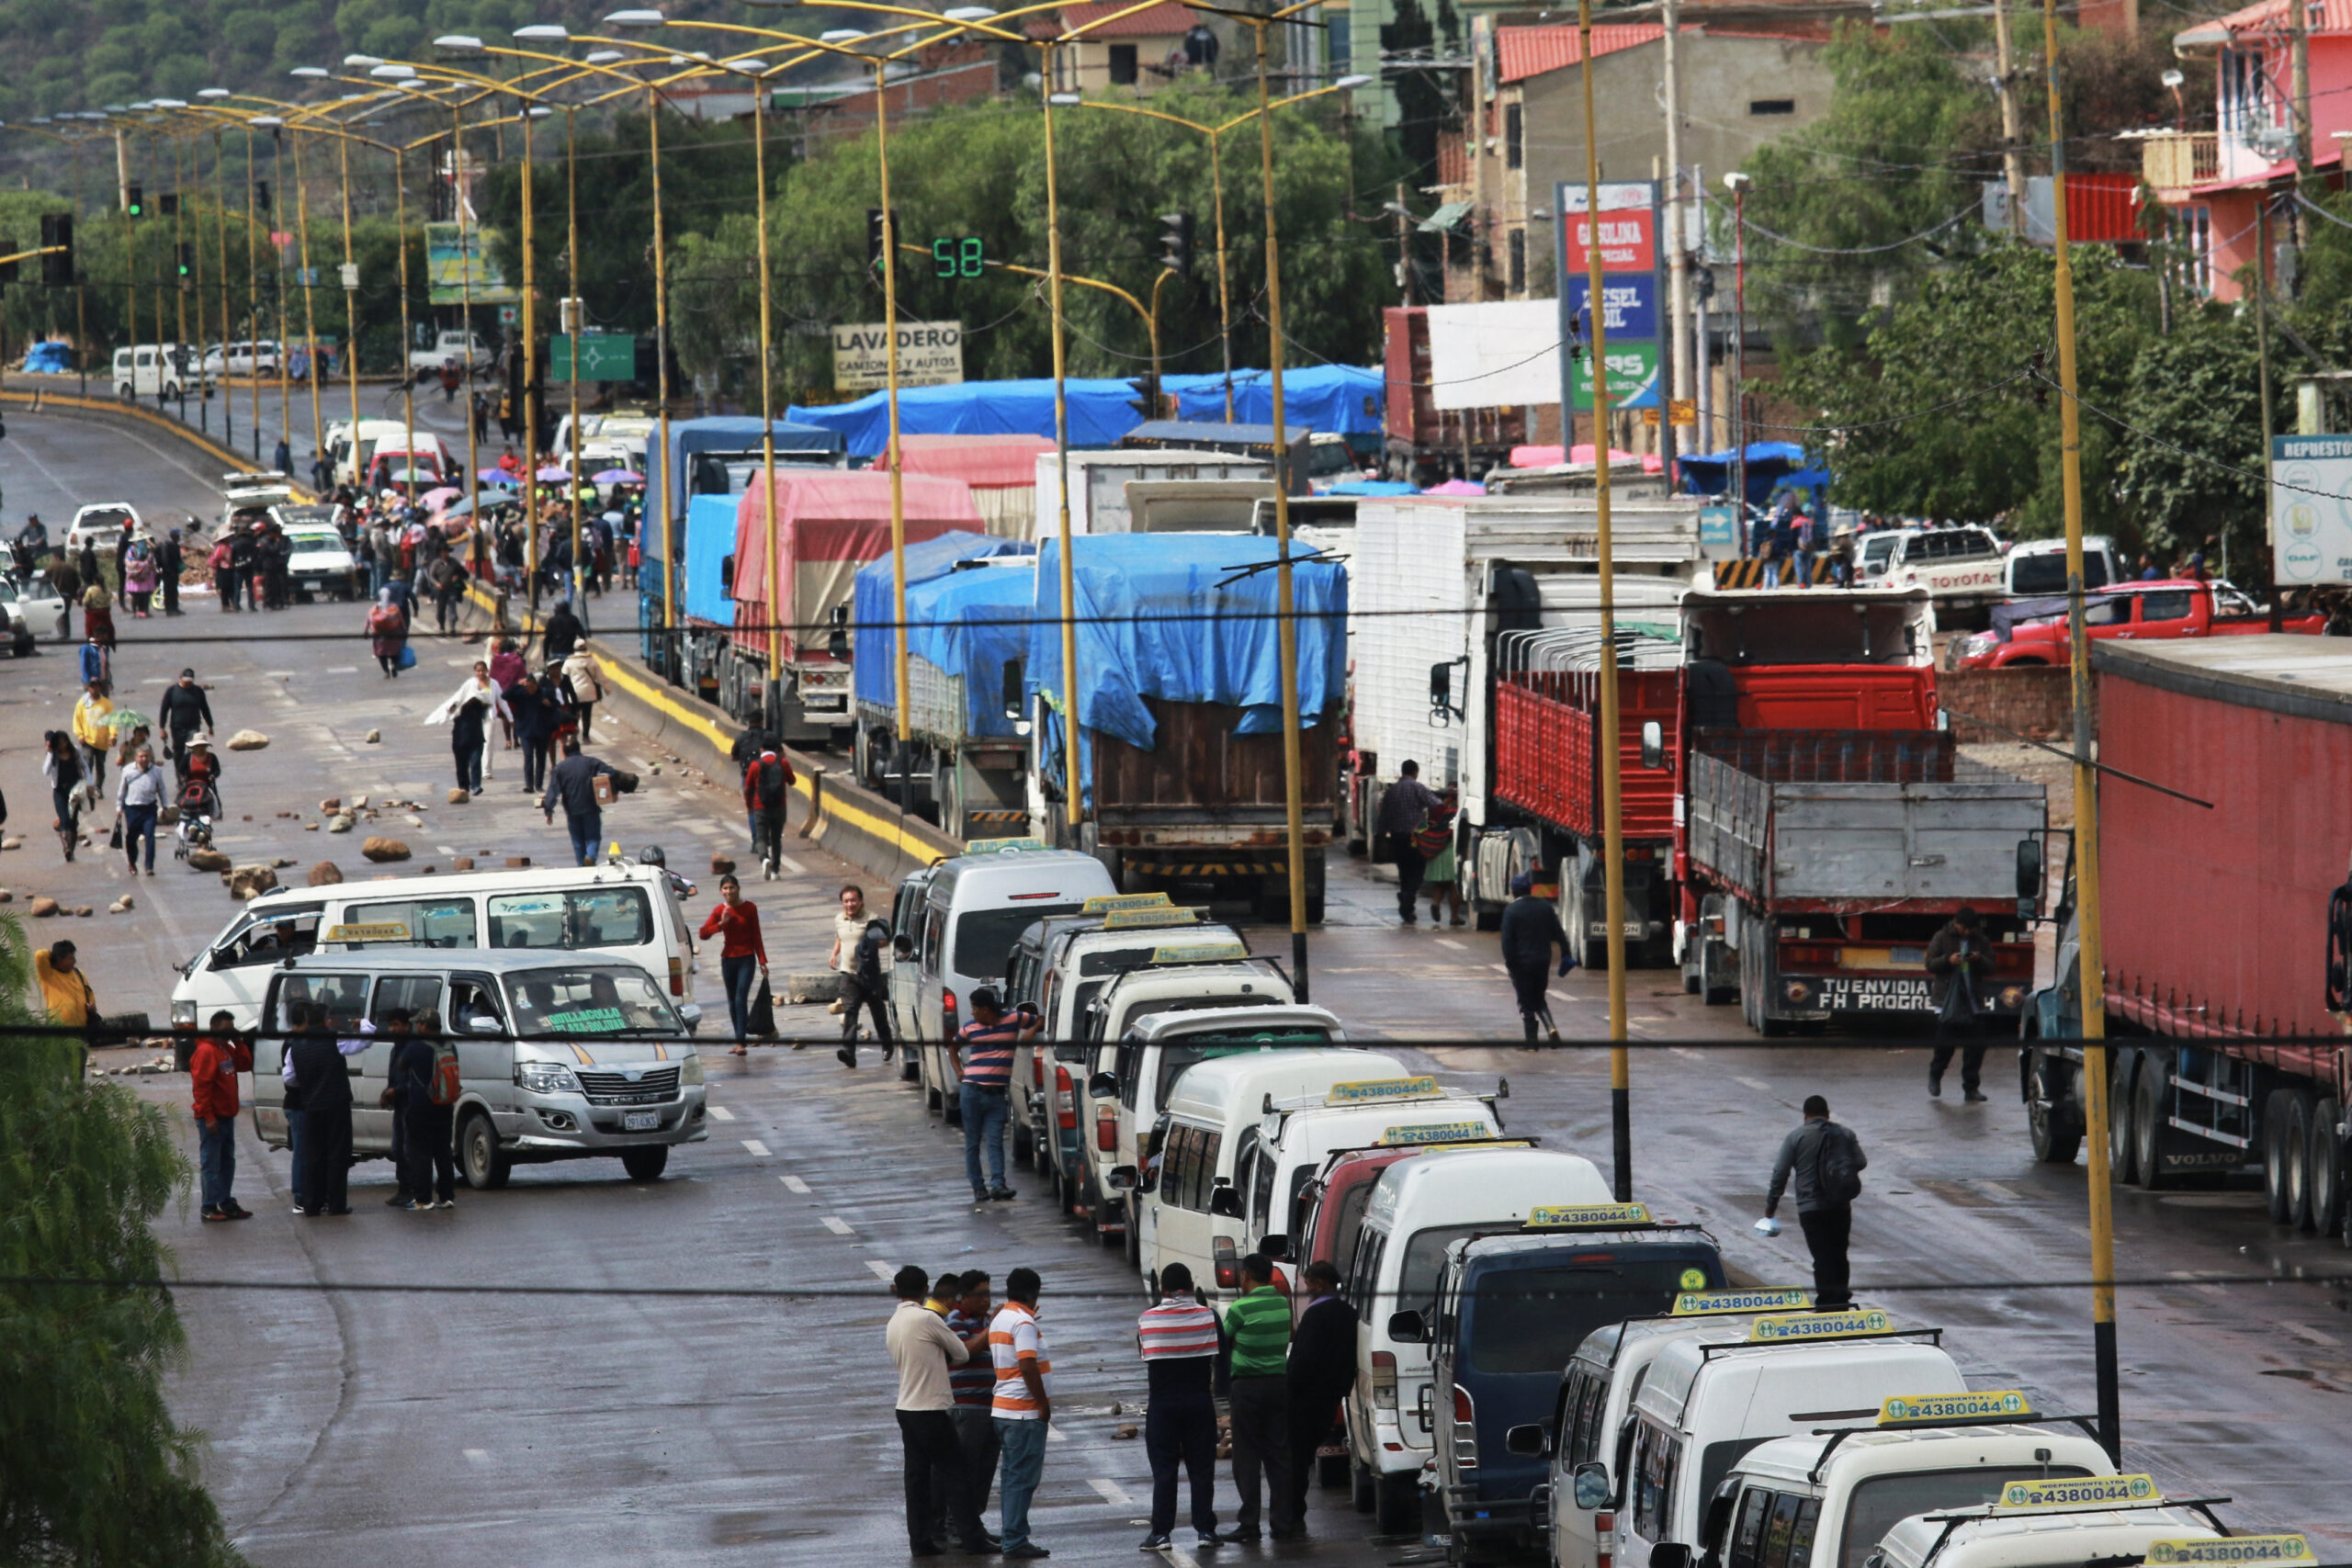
2291, 0, 2312, 257
1662, 0, 1690, 464
1993, 0, 2027, 237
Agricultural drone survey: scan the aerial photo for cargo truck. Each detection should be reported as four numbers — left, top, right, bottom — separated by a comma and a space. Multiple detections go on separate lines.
1023, 532, 1347, 921
2020, 636, 2352, 1242
1674, 588, 2049, 1035
848, 533, 1035, 838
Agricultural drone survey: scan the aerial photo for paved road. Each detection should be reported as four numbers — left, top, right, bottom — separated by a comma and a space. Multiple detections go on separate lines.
6, 407, 2346, 1566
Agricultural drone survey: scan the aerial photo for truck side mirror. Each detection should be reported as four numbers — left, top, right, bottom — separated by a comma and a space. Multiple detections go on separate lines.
1108, 1164, 1138, 1190
1259, 1232, 1291, 1260
1209, 1184, 1243, 1218
1386, 1308, 1425, 1342
827, 604, 850, 662
2016, 837, 2043, 901
1088, 1070, 1118, 1100
1001, 659, 1025, 721
719, 552, 734, 594
1505, 1423, 1550, 1458
893, 934, 915, 959
1429, 660, 1452, 707
1640, 720, 1665, 770
1571, 1461, 1611, 1511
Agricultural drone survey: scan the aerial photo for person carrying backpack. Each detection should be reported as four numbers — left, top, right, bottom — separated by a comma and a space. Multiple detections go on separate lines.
390, 1010, 461, 1210
742, 744, 795, 879
1761, 1095, 1866, 1308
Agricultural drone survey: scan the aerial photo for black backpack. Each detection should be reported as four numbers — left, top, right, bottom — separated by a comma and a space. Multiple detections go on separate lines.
755, 757, 788, 809
1811, 1122, 1863, 1206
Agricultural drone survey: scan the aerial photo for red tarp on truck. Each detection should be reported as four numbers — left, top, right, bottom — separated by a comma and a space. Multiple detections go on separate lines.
731, 469, 981, 664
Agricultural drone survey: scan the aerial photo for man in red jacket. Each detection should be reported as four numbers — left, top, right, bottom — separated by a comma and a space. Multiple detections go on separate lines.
742, 743, 796, 880
190, 1010, 254, 1221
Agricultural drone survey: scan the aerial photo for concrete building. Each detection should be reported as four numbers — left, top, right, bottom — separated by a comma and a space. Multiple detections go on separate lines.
1034, 1, 1204, 97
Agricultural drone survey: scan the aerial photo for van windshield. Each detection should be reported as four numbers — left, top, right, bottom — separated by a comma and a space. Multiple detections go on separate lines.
1464, 1254, 1718, 1376
955, 904, 1088, 978
508, 966, 684, 1037
1151, 1042, 1266, 1107
1836, 1469, 2092, 1568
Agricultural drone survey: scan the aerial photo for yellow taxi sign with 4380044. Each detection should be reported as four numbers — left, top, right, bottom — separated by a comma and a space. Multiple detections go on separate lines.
1327, 1076, 1441, 1105
1996, 1475, 2161, 1511
1747, 1308, 1893, 1342
1100, 908, 1200, 930
2145, 1540, 2317, 1566
1082, 892, 1175, 914
1674, 1288, 1812, 1316
1150, 941, 1250, 964
1878, 1391, 2032, 1426
323, 921, 413, 943
1526, 1202, 1652, 1228
1375, 1122, 1494, 1145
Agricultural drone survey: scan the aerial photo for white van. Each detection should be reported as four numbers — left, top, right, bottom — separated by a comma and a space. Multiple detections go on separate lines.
1128, 1041, 1395, 1299
1087, 953, 1301, 1257
1346, 1145, 1615, 1528
246, 950, 707, 1187
113, 343, 198, 400
1245, 1078, 1507, 1259
899, 843, 1117, 1117
1609, 1316, 1968, 1568
169, 862, 695, 1032
330, 419, 452, 488
1685, 1416, 2116, 1568
1866, 1496, 2242, 1568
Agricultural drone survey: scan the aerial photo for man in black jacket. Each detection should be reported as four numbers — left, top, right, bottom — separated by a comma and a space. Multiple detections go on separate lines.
540, 597, 583, 662
542, 735, 619, 867
158, 529, 183, 615
286, 1005, 356, 1216
1924, 907, 1994, 1102
1764, 1095, 1867, 1308
1284, 1260, 1357, 1524
157, 668, 214, 763
1498, 873, 1574, 1045
1374, 761, 1442, 925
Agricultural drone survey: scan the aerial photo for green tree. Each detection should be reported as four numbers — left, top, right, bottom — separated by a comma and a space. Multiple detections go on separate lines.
0, 919, 244, 1565
2114, 305, 2267, 570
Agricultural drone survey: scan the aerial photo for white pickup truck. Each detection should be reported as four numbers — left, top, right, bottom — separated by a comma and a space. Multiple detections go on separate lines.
1853, 525, 2007, 628
407, 329, 492, 378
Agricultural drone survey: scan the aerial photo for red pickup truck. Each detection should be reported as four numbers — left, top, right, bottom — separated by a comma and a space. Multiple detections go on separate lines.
1953, 579, 2323, 669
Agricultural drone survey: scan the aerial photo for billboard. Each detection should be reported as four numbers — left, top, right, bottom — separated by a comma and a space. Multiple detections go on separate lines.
1562, 183, 1659, 272
424, 221, 519, 306
1555, 181, 1663, 412
1568, 275, 1659, 340
2271, 435, 2352, 585
831, 320, 965, 393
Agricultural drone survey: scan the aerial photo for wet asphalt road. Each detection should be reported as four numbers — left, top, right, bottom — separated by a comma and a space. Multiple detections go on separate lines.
5, 406, 2347, 1566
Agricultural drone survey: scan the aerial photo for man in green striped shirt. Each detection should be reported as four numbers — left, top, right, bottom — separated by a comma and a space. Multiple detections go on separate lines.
1224, 1254, 1300, 1540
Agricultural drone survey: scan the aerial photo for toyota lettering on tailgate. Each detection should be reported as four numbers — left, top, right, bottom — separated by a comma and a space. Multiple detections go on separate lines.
1817, 975, 1933, 1010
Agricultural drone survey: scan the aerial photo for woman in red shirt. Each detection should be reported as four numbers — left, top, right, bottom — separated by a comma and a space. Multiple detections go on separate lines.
698, 874, 769, 1055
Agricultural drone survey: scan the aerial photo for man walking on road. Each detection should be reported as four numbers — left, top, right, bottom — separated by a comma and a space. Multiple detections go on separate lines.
1763, 1095, 1866, 1309
1925, 907, 1994, 1102
1285, 1259, 1357, 1517
1375, 760, 1443, 925
158, 669, 215, 764
190, 1011, 253, 1221
989, 1267, 1054, 1559
541, 736, 619, 867
159, 529, 183, 616
953, 988, 1037, 1203
1499, 873, 1575, 1045
1136, 1261, 1226, 1551
1226, 1253, 1299, 1541
887, 1263, 995, 1558
115, 745, 165, 876
742, 741, 794, 879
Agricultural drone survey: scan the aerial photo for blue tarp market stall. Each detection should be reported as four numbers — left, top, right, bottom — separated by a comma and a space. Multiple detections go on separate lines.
1676, 442, 1817, 508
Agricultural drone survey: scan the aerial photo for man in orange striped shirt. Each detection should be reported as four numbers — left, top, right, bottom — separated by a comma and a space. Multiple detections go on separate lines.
989, 1267, 1053, 1558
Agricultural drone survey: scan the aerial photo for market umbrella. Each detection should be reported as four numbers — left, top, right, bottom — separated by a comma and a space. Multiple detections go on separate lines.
420, 486, 461, 510
476, 468, 516, 485
592, 468, 642, 485
104, 706, 151, 731
535, 465, 571, 481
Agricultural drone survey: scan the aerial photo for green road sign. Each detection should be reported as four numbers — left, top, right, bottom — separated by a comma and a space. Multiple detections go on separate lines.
1570, 340, 1660, 411
551, 333, 636, 382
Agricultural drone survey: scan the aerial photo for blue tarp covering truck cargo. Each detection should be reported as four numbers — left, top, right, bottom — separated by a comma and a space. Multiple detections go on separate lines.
788, 378, 1147, 458
682, 493, 742, 626
1161, 365, 1384, 434
851, 531, 1034, 734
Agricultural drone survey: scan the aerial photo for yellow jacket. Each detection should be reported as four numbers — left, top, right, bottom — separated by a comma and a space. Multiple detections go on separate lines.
70, 694, 113, 750
34, 949, 94, 1027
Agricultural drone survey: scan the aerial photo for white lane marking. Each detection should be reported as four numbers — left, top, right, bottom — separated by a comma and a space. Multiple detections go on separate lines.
435, 845, 455, 855
1436, 937, 1465, 951
775, 853, 808, 875
706, 1105, 735, 1121
1669, 1046, 1702, 1059
264, 670, 295, 678
781, 1174, 812, 1194
1735, 1077, 1772, 1092
820, 1215, 854, 1235
326, 666, 357, 674
1087, 1477, 1134, 1506
741, 1138, 772, 1157
1490, 963, 1511, 976
1170, 1548, 1202, 1568
2284, 1321, 2341, 1347
462, 1449, 491, 1465
866, 1259, 897, 1280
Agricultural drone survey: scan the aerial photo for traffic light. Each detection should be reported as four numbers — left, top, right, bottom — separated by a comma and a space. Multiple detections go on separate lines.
253, 179, 270, 213
865, 207, 900, 283
0, 256, 17, 285
1159, 211, 1193, 277
176, 243, 196, 284
40, 213, 72, 286
124, 184, 143, 219
159, 193, 179, 217
1127, 370, 1161, 423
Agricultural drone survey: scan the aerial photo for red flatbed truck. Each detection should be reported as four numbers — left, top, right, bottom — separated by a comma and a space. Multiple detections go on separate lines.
2021, 635, 2352, 1240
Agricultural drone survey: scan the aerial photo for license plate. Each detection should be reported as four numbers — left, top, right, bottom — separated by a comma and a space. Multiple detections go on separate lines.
1588, 920, 1645, 939
623, 1111, 660, 1131
1817, 975, 1933, 1011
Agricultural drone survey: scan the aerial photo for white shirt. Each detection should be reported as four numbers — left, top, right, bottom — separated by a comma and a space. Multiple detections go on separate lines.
887, 1299, 968, 1412
116, 763, 165, 809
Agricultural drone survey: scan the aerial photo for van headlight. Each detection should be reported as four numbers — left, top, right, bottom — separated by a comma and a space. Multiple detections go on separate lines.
679, 1053, 704, 1087
515, 1061, 581, 1095
171, 1000, 198, 1027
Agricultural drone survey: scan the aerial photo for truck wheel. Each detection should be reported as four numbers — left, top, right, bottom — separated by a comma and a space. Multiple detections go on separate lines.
1374, 1471, 1418, 1535
2108, 1049, 2141, 1186
2132, 1054, 2170, 1190
2286, 1091, 2319, 1230
458, 1110, 510, 1190
2264, 1088, 2300, 1224
621, 1145, 669, 1181
2309, 1097, 2346, 1239
2028, 1060, 2083, 1165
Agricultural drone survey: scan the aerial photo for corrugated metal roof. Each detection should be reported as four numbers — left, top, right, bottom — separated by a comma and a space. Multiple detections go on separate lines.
1498, 24, 1664, 83
1054, 0, 1194, 38
2177, 0, 2352, 42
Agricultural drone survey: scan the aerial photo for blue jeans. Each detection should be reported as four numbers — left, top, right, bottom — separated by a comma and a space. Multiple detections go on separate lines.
198, 1114, 236, 1209
721, 953, 760, 1041
994, 1416, 1049, 1551
961, 1083, 1011, 1196
564, 808, 602, 867
122, 801, 157, 871
286, 1107, 310, 1209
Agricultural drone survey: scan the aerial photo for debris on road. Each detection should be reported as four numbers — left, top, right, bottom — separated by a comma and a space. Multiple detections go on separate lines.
362, 837, 412, 863
225, 729, 269, 750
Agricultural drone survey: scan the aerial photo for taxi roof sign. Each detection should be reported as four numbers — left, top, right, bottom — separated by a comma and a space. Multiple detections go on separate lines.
1746, 1308, 1894, 1342
1149, 941, 1250, 964
1327, 1076, 1441, 1105
1374, 1121, 1493, 1145
1673, 1288, 1812, 1316
2145, 1540, 2316, 1566
1995, 1475, 2161, 1512
324, 921, 413, 943
1525, 1201, 1652, 1228
1082, 892, 1176, 913
1100, 908, 1200, 930
969, 837, 1049, 854
1878, 1392, 2030, 1427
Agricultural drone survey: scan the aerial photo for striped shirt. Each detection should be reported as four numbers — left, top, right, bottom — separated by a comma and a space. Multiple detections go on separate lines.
956, 1019, 1020, 1089
1225, 1285, 1292, 1380
1138, 1297, 1220, 1400
989, 1301, 1052, 1419
946, 1306, 994, 1405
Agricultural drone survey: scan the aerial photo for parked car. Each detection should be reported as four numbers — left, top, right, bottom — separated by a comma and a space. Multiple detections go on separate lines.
1857, 525, 2007, 626
201, 341, 283, 378
111, 343, 200, 400
1953, 580, 2323, 670
4, 570, 70, 642
66, 502, 145, 552
0, 576, 41, 656
407, 329, 492, 378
